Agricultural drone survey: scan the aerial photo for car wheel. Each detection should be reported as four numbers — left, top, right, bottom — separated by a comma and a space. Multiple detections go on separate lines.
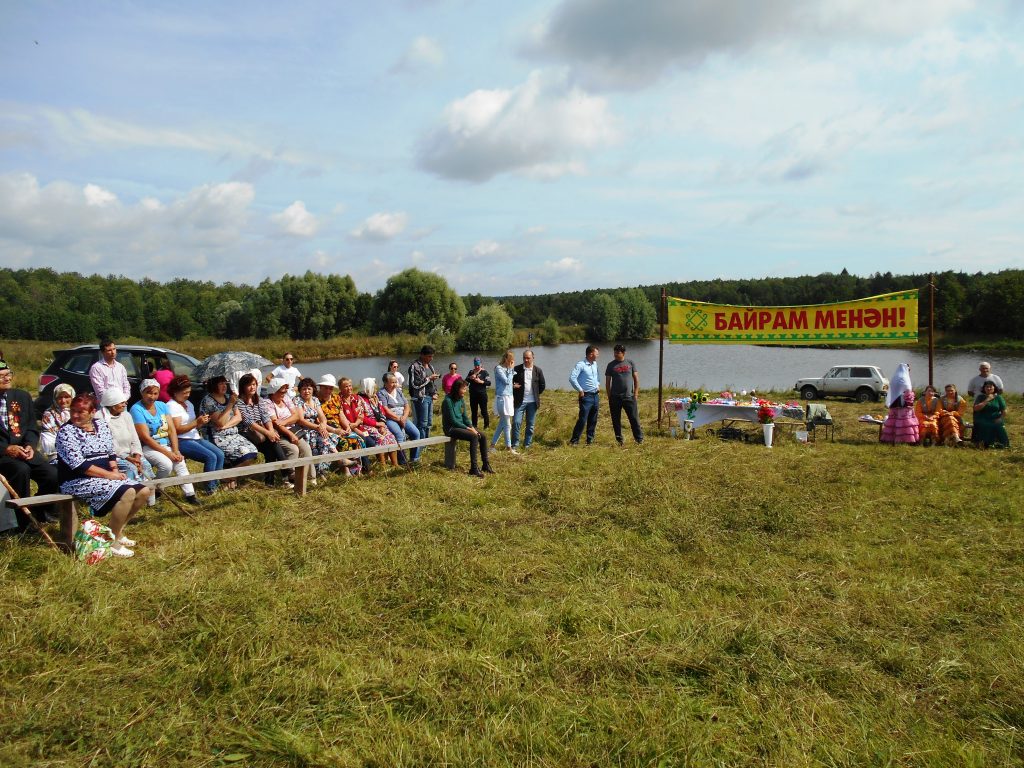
855, 388, 874, 403
800, 386, 818, 400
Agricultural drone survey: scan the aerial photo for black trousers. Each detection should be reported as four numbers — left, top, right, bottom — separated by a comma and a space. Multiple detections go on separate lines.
0, 455, 59, 528
469, 389, 489, 428
608, 396, 644, 443
447, 427, 489, 471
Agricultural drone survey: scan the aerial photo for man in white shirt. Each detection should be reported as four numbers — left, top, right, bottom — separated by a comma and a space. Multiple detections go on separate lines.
512, 350, 545, 450
88, 338, 131, 404
966, 361, 1004, 398
266, 353, 302, 395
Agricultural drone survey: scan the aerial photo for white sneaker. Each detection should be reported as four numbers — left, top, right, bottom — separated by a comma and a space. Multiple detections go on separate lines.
118, 536, 137, 547
309, 476, 317, 487
109, 543, 135, 558
509, 448, 520, 455
282, 480, 294, 490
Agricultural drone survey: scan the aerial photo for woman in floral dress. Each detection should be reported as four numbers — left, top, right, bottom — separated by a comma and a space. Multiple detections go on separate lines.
56, 394, 152, 558
198, 375, 258, 471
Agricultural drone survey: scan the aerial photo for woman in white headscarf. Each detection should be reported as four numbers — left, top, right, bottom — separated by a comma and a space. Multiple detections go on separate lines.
880, 362, 920, 444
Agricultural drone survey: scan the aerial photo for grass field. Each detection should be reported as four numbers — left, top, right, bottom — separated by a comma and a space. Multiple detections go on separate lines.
1, 385, 1022, 767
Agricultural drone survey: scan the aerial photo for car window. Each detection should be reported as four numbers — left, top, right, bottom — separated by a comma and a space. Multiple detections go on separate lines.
851, 367, 872, 378
167, 352, 196, 376
829, 368, 850, 378
61, 352, 97, 375
116, 351, 141, 378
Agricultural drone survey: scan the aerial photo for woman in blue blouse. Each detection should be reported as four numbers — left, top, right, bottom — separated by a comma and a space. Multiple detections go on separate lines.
490, 350, 517, 454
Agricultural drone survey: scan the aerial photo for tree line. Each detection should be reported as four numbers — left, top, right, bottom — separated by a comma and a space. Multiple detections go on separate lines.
2, 266, 1022, 348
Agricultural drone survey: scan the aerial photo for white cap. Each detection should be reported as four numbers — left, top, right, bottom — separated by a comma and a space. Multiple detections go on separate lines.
317, 373, 337, 388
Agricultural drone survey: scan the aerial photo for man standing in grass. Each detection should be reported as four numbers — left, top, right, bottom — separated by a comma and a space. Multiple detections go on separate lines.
512, 349, 545, 450
267, 353, 302, 396
408, 345, 440, 439
88, 338, 130, 404
568, 345, 601, 446
967, 361, 1004, 398
605, 344, 643, 445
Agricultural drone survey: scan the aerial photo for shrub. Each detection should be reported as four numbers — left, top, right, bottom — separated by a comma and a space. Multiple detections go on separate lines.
457, 304, 514, 351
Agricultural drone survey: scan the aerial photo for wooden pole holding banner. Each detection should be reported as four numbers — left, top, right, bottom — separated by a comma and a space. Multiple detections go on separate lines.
657, 287, 666, 429
928, 274, 935, 387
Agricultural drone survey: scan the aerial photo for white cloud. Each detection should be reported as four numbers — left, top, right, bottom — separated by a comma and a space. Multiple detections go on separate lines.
350, 211, 408, 241
416, 69, 618, 182
527, 0, 978, 89
472, 239, 500, 257
84, 183, 118, 207
0, 172, 254, 271
2, 104, 323, 170
544, 256, 583, 273
391, 36, 445, 74
271, 200, 319, 237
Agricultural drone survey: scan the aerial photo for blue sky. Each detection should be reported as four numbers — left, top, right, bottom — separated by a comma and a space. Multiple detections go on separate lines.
1, 0, 1022, 296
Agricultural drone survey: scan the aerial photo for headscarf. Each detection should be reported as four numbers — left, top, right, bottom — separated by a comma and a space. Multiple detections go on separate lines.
361, 377, 378, 396
140, 378, 160, 393
887, 363, 912, 407
53, 383, 76, 400
100, 388, 127, 408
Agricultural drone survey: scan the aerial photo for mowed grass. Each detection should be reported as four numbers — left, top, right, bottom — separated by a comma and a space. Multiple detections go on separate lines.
1, 392, 1023, 767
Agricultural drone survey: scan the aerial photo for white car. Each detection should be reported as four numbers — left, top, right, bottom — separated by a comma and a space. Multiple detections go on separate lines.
794, 365, 889, 403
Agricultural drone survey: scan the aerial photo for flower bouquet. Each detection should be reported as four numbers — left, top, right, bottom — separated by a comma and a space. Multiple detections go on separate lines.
756, 400, 775, 424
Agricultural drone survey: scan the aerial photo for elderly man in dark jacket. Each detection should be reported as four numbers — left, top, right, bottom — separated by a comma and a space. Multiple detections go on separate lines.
0, 361, 59, 530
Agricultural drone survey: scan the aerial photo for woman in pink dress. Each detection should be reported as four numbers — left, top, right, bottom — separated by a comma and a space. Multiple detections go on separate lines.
880, 362, 920, 444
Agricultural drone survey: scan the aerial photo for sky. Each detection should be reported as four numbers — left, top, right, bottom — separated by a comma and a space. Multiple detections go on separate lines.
1, 0, 1023, 296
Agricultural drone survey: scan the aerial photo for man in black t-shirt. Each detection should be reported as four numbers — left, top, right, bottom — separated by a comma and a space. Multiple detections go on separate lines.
604, 344, 643, 445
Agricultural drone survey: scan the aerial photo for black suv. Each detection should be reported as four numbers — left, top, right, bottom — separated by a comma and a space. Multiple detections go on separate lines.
35, 344, 202, 413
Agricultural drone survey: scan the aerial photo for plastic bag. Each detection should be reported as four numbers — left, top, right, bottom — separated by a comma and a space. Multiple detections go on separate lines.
74, 519, 116, 565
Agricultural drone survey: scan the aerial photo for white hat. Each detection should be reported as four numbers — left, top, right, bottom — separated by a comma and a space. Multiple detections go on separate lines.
317, 373, 337, 388
100, 388, 128, 408
267, 377, 289, 393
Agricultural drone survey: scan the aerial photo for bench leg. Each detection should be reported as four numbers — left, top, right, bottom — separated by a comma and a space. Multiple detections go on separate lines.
293, 465, 307, 497
59, 498, 77, 555
444, 439, 457, 470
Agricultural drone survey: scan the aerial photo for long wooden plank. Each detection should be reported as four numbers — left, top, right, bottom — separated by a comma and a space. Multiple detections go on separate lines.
5, 436, 452, 507
147, 435, 450, 489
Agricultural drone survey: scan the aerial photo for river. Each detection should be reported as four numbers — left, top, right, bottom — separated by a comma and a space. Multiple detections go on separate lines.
280, 342, 1024, 395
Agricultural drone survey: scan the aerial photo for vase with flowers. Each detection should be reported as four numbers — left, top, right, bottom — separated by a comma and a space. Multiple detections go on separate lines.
757, 400, 775, 447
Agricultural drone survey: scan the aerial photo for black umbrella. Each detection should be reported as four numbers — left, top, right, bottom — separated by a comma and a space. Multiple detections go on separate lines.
190, 351, 273, 383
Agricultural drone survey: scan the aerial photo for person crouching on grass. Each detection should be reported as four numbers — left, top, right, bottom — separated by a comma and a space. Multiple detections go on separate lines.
442, 379, 494, 478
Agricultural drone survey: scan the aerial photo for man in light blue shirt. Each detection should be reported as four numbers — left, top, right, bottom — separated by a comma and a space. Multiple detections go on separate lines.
568, 345, 601, 445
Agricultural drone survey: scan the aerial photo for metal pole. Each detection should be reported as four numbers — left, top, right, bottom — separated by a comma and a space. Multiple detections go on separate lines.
658, 287, 666, 429
928, 274, 935, 387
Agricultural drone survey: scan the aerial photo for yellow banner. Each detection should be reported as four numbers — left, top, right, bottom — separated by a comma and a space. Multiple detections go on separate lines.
668, 290, 919, 345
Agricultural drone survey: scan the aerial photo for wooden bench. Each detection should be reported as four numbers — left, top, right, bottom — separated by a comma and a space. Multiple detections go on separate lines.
5, 436, 450, 554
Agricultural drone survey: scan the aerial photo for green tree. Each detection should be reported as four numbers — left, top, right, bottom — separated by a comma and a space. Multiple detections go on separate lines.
371, 268, 466, 335
245, 279, 285, 338
616, 288, 657, 339
585, 294, 621, 342
537, 316, 561, 345
457, 304, 514, 351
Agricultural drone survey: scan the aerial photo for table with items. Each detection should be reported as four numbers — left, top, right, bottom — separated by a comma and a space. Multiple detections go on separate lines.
663, 394, 805, 437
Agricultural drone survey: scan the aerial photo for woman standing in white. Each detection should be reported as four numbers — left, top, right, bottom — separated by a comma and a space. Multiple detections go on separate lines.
490, 350, 517, 454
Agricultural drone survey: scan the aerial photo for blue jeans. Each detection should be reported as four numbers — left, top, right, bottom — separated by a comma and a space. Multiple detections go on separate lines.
179, 438, 225, 491
570, 392, 600, 444
413, 397, 433, 439
386, 418, 421, 463
512, 401, 538, 448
